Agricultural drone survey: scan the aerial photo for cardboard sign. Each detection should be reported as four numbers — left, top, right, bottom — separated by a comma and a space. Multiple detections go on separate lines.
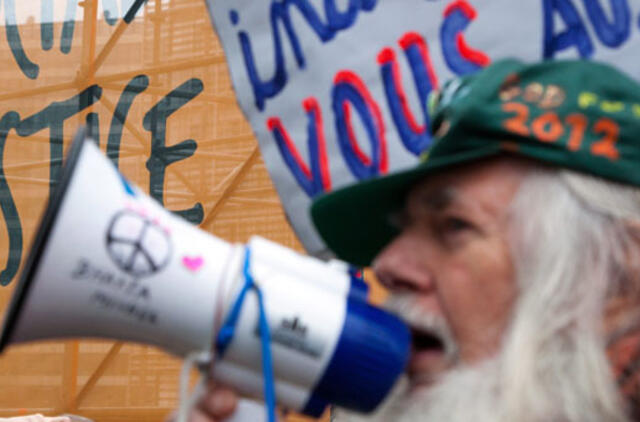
0, 0, 257, 289
207, 0, 640, 258
0, 2, 315, 420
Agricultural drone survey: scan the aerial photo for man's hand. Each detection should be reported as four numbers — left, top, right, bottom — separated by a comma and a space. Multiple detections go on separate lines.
0, 415, 72, 422
166, 385, 238, 422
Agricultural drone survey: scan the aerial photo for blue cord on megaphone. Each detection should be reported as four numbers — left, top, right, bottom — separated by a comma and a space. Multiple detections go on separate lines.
0, 133, 410, 420
216, 246, 277, 422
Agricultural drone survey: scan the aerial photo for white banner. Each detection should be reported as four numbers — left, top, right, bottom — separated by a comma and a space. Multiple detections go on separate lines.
206, 0, 640, 258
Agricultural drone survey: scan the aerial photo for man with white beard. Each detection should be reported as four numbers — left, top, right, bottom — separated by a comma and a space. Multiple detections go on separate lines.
180, 59, 640, 421
311, 59, 640, 422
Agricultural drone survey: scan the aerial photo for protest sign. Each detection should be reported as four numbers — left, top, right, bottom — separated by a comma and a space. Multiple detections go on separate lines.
207, 0, 640, 258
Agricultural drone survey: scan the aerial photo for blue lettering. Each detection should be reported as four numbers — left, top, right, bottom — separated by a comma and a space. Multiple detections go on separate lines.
234, 0, 378, 111
267, 98, 331, 197
543, 0, 594, 58
440, 2, 489, 76
324, 0, 358, 30
582, 0, 630, 47
332, 72, 388, 180
379, 35, 437, 156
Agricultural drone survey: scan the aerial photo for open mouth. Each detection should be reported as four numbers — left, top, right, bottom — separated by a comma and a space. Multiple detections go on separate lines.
407, 327, 448, 387
411, 327, 445, 353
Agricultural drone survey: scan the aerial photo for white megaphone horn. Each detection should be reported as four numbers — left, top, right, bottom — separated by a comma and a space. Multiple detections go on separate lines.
0, 128, 409, 418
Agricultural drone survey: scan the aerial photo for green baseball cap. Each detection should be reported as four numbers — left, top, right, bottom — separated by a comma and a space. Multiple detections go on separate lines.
311, 58, 640, 266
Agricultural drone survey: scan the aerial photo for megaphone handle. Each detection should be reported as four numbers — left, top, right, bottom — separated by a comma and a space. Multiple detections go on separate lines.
176, 351, 212, 422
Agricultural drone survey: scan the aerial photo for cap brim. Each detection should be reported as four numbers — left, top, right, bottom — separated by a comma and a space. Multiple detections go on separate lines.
310, 145, 502, 266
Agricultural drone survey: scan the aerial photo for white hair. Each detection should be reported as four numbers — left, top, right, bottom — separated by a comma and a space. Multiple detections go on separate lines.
335, 165, 640, 422
498, 166, 640, 422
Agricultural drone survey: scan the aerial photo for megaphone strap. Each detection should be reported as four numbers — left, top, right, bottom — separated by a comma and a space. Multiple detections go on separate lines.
216, 246, 277, 422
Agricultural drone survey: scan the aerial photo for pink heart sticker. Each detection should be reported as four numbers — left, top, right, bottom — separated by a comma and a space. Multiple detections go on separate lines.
182, 255, 204, 272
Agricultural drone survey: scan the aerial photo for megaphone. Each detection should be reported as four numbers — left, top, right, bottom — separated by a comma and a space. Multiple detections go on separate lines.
0, 129, 409, 418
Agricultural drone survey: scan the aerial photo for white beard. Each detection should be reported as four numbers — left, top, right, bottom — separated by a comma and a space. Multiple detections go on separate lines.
334, 296, 630, 422
333, 360, 503, 422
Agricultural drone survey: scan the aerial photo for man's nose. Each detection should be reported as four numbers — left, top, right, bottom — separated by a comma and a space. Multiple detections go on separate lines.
372, 231, 434, 293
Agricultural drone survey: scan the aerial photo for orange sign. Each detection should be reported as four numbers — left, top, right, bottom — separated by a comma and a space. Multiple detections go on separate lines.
0, 1, 313, 420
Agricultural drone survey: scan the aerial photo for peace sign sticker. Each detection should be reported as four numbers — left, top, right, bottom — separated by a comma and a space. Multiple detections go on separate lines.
105, 209, 172, 278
